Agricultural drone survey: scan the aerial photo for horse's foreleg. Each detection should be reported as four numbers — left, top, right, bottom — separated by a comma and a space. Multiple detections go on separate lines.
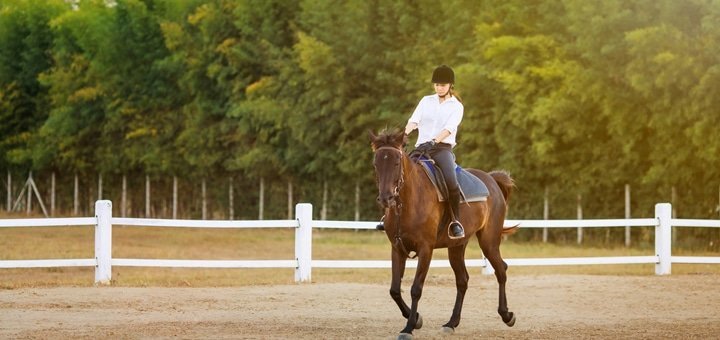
480, 241, 516, 327
442, 245, 469, 333
399, 248, 433, 336
390, 249, 410, 318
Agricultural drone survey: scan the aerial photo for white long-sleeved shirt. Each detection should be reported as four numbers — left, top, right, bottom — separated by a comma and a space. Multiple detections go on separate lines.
407, 94, 464, 147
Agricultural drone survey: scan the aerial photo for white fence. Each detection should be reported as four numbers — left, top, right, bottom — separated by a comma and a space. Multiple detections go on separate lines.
1, 201, 719, 284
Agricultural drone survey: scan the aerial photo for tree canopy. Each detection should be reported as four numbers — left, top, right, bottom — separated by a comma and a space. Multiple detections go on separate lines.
2, 0, 720, 221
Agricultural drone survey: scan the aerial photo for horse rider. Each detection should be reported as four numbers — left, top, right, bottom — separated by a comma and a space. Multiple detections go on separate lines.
377, 65, 466, 239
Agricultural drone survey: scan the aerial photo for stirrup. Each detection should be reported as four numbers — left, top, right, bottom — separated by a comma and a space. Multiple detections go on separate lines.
376, 215, 385, 231
448, 220, 465, 239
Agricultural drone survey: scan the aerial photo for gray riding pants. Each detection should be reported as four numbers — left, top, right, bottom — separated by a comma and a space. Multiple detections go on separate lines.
428, 143, 459, 192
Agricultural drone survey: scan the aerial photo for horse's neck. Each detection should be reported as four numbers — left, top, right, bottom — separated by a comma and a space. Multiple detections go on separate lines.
399, 155, 426, 206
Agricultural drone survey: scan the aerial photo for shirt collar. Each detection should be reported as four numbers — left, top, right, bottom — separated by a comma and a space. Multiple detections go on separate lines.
434, 93, 458, 103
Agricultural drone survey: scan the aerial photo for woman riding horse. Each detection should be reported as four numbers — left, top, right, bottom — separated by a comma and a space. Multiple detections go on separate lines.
370, 128, 517, 339
378, 65, 466, 239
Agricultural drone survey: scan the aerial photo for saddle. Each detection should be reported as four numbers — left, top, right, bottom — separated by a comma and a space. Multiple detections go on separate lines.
413, 154, 489, 203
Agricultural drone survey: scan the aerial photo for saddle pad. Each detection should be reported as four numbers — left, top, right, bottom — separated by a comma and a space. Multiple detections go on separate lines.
418, 159, 489, 203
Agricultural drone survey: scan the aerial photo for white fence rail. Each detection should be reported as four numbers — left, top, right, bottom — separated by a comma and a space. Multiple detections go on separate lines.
1, 201, 719, 284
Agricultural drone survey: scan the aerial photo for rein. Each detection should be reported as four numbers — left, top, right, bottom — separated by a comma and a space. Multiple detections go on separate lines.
375, 146, 417, 259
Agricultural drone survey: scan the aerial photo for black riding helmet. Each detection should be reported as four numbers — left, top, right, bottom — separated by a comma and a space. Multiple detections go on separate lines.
431, 65, 454, 84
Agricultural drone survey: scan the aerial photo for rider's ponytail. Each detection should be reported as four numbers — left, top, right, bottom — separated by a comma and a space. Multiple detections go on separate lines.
450, 86, 462, 103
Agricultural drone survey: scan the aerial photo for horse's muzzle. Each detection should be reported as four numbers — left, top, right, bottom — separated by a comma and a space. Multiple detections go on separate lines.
377, 192, 398, 209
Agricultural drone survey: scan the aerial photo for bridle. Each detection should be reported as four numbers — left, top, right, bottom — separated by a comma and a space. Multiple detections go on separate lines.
374, 146, 405, 207
374, 145, 416, 259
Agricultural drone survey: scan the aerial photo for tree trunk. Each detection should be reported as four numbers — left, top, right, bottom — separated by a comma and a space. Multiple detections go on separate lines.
542, 187, 549, 243
202, 178, 207, 220
229, 177, 234, 220
172, 176, 177, 219
26, 175, 31, 216
98, 174, 103, 200
258, 177, 264, 220
321, 180, 328, 220
73, 173, 79, 216
355, 181, 360, 221
5, 170, 10, 212
671, 186, 677, 244
287, 180, 293, 220
121, 174, 127, 217
51, 172, 56, 217
145, 175, 151, 218
577, 193, 583, 245
625, 184, 631, 247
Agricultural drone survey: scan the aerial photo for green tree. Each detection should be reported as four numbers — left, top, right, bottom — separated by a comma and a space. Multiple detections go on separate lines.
0, 0, 69, 170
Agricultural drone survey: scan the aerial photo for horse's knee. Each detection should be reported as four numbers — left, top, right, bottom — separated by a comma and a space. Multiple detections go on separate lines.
390, 288, 402, 300
489, 260, 508, 283
492, 264, 507, 283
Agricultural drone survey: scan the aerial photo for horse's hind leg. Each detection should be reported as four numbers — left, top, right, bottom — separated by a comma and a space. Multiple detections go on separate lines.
480, 239, 516, 327
442, 244, 470, 333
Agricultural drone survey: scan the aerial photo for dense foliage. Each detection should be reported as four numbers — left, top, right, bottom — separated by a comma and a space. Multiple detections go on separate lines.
1, 0, 719, 245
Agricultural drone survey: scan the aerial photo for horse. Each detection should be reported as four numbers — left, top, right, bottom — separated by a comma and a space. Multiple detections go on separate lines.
369, 129, 517, 339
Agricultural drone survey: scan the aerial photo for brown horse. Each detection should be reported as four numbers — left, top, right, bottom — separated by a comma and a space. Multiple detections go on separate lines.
369, 129, 517, 339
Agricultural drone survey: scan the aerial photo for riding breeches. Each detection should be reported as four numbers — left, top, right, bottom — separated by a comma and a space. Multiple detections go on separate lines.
428, 143, 459, 192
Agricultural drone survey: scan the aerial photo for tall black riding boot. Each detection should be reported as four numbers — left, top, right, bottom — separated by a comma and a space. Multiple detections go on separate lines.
448, 188, 465, 239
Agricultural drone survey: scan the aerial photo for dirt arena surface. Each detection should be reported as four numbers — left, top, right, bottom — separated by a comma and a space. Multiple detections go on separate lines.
2, 274, 719, 339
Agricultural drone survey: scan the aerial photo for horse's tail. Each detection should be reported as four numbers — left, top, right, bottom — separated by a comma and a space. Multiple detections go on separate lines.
490, 170, 518, 235
502, 224, 520, 235
489, 170, 514, 203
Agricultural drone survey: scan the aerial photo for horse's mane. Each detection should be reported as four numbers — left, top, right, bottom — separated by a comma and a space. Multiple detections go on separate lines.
371, 129, 406, 150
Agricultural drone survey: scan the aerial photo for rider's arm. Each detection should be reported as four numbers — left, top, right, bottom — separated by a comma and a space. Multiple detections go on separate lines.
433, 129, 451, 144
404, 122, 418, 135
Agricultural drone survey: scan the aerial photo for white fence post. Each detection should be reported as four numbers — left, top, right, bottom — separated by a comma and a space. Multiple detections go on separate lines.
295, 203, 313, 283
95, 200, 112, 285
655, 203, 672, 275
481, 257, 495, 275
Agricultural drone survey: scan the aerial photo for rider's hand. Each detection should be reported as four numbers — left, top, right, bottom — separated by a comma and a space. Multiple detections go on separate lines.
415, 141, 436, 153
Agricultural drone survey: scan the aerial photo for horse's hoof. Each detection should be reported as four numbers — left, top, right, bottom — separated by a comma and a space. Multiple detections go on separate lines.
441, 326, 455, 334
415, 314, 423, 329
504, 312, 516, 327
398, 332, 413, 340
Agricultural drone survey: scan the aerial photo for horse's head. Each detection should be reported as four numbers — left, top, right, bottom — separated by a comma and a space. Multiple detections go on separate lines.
369, 129, 408, 209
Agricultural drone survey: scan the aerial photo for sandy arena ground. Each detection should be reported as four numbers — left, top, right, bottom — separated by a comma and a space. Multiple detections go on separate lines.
1, 274, 719, 339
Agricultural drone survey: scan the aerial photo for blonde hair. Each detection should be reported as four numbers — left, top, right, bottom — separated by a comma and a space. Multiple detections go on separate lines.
450, 87, 462, 103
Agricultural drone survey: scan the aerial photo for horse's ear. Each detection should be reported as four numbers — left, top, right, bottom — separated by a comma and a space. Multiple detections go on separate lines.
401, 132, 408, 147
392, 129, 406, 147
367, 129, 378, 150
